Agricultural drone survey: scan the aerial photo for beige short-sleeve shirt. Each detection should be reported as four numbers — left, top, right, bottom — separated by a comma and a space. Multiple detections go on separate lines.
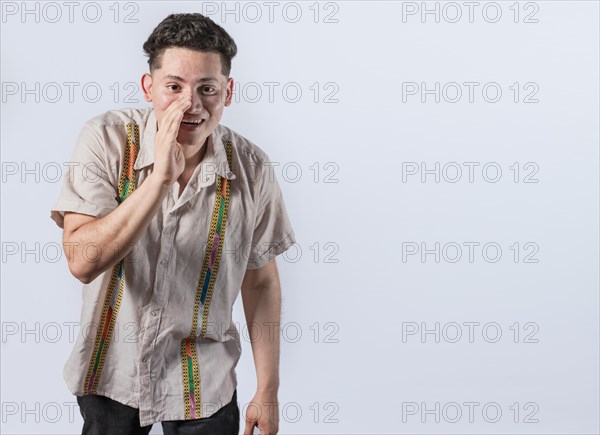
50, 107, 297, 426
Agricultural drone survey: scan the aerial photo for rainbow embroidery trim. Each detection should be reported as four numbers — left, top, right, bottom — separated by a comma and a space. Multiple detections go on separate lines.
180, 140, 233, 419
83, 123, 139, 394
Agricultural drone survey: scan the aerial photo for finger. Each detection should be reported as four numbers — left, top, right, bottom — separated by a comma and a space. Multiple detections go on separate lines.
166, 96, 191, 120
163, 98, 191, 140
244, 418, 256, 435
260, 423, 272, 435
162, 97, 190, 128
159, 96, 191, 132
260, 418, 278, 435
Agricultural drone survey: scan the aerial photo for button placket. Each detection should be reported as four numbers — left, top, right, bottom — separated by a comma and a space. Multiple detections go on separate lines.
140, 207, 177, 404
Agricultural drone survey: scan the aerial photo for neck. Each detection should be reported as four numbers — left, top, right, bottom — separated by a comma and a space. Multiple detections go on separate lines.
182, 136, 209, 171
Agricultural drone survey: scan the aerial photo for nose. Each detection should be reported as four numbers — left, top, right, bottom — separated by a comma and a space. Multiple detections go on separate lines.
186, 87, 204, 112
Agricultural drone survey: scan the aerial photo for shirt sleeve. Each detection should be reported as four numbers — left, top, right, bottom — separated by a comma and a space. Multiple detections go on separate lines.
50, 121, 119, 229
245, 160, 297, 270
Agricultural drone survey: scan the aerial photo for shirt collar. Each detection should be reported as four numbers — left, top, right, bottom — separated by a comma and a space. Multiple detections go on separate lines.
134, 108, 236, 181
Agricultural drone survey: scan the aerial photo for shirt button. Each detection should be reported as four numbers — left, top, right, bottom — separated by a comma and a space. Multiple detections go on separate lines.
142, 358, 147, 363
151, 310, 157, 316
160, 259, 167, 265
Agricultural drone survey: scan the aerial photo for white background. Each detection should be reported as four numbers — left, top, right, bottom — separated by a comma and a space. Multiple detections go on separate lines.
1, 1, 599, 434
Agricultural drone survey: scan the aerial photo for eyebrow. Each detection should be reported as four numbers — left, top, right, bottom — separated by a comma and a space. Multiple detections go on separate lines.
163, 75, 219, 83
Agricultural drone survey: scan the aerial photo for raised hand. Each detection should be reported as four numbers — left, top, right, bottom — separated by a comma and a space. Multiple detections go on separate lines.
153, 95, 192, 184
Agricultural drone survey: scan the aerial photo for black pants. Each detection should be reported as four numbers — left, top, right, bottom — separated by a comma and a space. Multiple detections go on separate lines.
76, 390, 239, 435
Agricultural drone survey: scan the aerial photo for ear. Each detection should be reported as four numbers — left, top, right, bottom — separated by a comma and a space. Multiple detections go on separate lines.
141, 73, 153, 102
224, 77, 234, 107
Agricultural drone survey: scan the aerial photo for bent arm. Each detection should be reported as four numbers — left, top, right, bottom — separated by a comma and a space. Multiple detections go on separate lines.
60, 96, 192, 284
63, 173, 170, 284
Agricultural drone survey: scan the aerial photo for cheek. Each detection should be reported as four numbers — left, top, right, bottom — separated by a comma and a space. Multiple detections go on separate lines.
154, 93, 179, 125
203, 98, 223, 115
155, 93, 177, 111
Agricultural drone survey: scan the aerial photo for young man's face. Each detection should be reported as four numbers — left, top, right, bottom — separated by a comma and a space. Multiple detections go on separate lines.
141, 47, 234, 147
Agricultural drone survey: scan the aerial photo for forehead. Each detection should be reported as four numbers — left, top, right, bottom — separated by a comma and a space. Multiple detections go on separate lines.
156, 47, 224, 79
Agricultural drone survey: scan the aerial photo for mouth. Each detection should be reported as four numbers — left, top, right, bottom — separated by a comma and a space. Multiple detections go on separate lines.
180, 119, 205, 129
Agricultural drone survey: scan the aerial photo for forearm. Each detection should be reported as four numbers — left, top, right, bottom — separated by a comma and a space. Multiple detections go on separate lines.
241, 282, 282, 392
65, 173, 171, 283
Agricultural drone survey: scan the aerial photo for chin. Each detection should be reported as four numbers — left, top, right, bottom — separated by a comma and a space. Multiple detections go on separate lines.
177, 131, 206, 146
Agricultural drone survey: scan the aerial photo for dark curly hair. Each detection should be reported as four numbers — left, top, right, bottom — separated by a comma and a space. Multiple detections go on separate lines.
143, 13, 238, 77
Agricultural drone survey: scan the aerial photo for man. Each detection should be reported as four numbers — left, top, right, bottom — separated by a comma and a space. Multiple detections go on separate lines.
50, 13, 296, 435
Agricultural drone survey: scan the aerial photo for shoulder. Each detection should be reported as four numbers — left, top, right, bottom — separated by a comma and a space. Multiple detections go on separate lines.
216, 124, 283, 200
83, 107, 152, 130
217, 124, 271, 165
76, 107, 152, 159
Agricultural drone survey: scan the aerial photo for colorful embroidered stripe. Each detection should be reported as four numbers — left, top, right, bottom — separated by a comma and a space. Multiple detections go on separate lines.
181, 140, 233, 419
83, 123, 139, 394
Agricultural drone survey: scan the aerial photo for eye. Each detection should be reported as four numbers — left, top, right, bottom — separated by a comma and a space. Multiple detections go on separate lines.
167, 84, 180, 91
200, 85, 217, 95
